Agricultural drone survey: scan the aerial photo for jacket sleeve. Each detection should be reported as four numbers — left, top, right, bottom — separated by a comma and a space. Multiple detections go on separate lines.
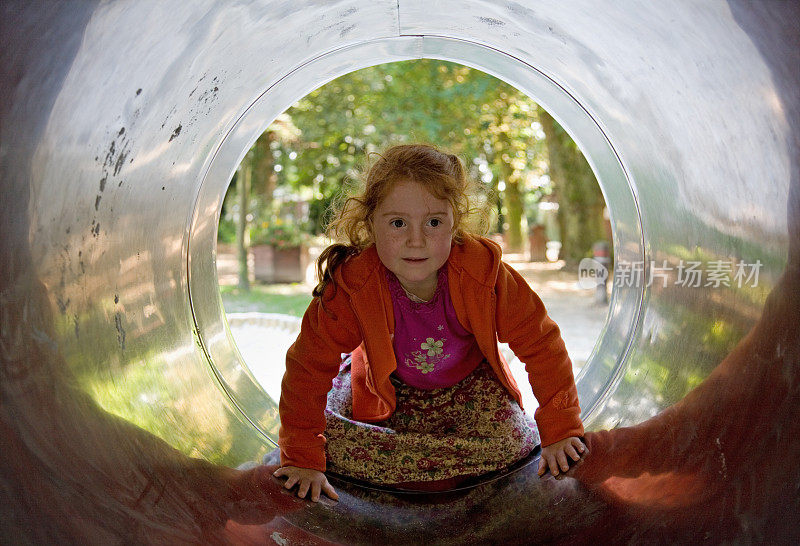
494, 261, 584, 446
278, 284, 362, 471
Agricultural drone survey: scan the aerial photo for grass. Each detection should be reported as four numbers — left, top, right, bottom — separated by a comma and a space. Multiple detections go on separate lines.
220, 284, 313, 316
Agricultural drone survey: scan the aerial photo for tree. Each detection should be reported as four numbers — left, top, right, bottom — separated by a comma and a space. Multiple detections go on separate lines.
234, 132, 273, 291
226, 115, 300, 290
539, 110, 607, 263
255, 59, 603, 260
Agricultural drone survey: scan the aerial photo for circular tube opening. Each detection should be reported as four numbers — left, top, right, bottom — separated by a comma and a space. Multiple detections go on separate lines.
188, 35, 644, 444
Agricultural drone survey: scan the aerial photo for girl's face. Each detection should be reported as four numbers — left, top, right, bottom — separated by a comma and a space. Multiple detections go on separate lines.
371, 180, 454, 301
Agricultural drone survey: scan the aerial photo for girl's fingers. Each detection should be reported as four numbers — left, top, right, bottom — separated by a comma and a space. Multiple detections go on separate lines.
557, 452, 570, 472
283, 475, 299, 490
310, 482, 322, 502
565, 445, 580, 461
272, 468, 339, 502
547, 454, 559, 476
322, 481, 339, 501
297, 479, 310, 499
539, 438, 589, 479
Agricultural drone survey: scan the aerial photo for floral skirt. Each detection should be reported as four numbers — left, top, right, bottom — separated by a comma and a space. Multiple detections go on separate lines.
324, 359, 539, 488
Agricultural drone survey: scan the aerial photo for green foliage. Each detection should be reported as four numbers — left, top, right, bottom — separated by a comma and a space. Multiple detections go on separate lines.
267, 60, 553, 244
249, 218, 310, 249
307, 193, 335, 234
231, 59, 604, 258
217, 216, 237, 244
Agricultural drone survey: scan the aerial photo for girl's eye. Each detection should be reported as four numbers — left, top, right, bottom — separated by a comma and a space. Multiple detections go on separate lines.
428, 218, 441, 227
390, 219, 405, 228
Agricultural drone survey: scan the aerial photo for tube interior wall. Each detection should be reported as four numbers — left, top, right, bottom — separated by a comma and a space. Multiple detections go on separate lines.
1, 1, 797, 543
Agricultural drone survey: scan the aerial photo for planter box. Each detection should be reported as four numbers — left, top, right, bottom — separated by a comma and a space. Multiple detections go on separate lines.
252, 245, 309, 283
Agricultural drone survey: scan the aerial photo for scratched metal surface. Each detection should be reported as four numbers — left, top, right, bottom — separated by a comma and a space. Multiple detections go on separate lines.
1, 1, 798, 543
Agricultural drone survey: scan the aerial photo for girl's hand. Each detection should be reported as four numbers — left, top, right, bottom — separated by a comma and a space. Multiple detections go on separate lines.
537, 436, 587, 478
272, 466, 339, 502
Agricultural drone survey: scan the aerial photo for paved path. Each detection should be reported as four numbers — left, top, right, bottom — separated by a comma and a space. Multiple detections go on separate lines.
218, 247, 608, 410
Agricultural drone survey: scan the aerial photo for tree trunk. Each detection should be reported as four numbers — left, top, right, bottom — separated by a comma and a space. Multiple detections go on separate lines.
502, 168, 525, 253
250, 131, 276, 206
236, 165, 250, 292
539, 110, 607, 263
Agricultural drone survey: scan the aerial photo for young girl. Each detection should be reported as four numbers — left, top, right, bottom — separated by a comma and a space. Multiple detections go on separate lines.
274, 144, 585, 502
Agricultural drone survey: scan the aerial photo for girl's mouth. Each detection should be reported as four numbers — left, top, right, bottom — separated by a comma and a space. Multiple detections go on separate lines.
403, 257, 427, 263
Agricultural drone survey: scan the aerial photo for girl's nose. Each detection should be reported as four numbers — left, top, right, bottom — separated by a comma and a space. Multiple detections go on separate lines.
406, 225, 425, 246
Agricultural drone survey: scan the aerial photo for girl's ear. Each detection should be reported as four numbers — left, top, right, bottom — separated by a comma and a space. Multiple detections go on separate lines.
365, 217, 375, 241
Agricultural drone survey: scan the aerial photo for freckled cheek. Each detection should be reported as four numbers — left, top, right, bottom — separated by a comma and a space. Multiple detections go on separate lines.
375, 232, 404, 260
431, 236, 453, 261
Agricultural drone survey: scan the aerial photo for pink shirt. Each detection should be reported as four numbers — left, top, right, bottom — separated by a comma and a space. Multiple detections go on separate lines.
388, 267, 486, 389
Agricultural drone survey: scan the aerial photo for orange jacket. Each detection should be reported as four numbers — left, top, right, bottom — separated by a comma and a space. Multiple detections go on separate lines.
278, 235, 583, 471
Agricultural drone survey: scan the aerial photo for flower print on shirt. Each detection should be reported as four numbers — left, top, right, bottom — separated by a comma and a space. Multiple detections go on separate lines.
405, 336, 448, 374
421, 337, 443, 356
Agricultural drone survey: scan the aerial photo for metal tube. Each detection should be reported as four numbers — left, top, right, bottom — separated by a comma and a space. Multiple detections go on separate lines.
1, 1, 797, 542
